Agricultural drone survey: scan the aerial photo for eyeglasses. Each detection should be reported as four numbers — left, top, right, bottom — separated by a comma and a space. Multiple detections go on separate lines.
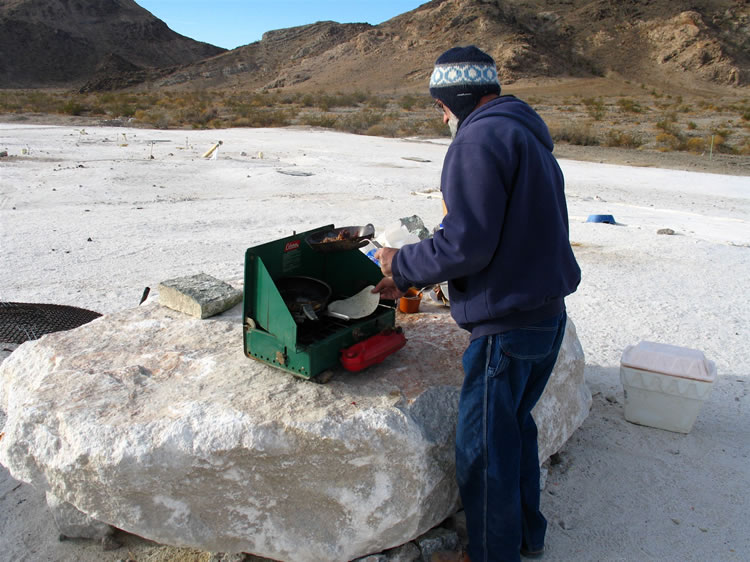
433, 100, 447, 114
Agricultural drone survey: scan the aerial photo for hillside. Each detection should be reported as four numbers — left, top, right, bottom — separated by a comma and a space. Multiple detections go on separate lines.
1, 0, 748, 97
0, 0, 225, 88
76, 0, 748, 95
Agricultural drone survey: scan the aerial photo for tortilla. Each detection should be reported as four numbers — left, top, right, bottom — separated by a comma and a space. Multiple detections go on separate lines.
327, 285, 379, 319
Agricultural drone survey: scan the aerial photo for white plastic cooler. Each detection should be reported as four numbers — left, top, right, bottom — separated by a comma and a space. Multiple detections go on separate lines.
620, 341, 716, 433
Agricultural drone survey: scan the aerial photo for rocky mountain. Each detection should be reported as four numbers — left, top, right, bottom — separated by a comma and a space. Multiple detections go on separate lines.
0, 0, 225, 88
2, 0, 748, 92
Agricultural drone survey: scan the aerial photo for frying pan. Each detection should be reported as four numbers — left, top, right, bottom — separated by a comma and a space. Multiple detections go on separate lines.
276, 276, 332, 322
305, 224, 375, 253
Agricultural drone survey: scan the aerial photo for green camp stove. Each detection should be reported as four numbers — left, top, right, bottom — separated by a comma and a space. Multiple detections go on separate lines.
243, 225, 399, 380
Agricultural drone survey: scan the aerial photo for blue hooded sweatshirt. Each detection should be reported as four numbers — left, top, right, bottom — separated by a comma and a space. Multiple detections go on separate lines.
391, 96, 581, 338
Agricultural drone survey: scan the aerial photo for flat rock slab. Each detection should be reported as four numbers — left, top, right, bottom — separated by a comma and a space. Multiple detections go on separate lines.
0, 297, 589, 561
158, 273, 242, 319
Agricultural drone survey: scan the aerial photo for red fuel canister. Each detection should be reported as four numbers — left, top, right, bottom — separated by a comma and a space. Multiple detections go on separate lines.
340, 329, 407, 372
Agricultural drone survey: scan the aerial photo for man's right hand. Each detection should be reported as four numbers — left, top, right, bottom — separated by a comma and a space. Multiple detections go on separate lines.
373, 247, 398, 277
372, 277, 404, 300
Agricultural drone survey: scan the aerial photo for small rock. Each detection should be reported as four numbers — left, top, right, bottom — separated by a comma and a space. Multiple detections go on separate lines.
441, 511, 468, 547
0, 150, 8, 157
101, 535, 122, 551
415, 527, 460, 562
383, 542, 421, 561
657, 228, 676, 235
605, 394, 618, 404
209, 553, 249, 562
430, 551, 465, 562
671, 518, 681, 525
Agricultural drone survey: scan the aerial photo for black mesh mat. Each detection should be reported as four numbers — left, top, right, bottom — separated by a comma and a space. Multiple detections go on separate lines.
0, 302, 102, 344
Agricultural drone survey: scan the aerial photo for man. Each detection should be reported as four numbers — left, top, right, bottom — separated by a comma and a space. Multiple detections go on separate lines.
373, 46, 581, 561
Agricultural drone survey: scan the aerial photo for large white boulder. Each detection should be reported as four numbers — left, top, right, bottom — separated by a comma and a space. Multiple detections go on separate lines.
0, 297, 589, 561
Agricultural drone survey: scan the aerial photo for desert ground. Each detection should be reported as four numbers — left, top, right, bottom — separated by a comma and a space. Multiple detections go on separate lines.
1, 121, 749, 561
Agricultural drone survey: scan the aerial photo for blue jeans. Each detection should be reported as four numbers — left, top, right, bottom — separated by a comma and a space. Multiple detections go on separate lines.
457, 312, 567, 562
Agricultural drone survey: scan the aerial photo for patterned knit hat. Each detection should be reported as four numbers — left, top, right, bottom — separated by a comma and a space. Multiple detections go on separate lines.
429, 46, 501, 124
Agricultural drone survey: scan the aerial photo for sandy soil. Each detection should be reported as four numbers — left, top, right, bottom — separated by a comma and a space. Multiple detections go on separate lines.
1, 123, 749, 561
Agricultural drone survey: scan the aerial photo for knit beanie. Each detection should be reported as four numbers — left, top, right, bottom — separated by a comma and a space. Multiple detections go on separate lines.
429, 46, 501, 124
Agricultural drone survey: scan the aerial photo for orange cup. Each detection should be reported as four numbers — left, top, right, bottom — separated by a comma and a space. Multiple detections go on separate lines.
398, 287, 422, 313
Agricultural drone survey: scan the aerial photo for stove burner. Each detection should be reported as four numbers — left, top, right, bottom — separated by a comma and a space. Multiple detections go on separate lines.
0, 302, 102, 344
295, 315, 356, 346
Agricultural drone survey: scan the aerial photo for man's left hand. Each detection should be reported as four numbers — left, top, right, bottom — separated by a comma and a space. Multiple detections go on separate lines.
372, 277, 404, 300
374, 247, 398, 276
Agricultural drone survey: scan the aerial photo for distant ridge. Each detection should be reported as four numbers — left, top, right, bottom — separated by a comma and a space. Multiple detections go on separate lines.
0, 0, 225, 88
1, 0, 747, 92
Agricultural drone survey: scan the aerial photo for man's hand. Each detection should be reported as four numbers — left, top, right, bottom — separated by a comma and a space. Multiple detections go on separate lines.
372, 277, 404, 300
374, 247, 398, 276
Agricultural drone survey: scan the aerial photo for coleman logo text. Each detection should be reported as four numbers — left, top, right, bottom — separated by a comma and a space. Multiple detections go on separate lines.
284, 240, 301, 252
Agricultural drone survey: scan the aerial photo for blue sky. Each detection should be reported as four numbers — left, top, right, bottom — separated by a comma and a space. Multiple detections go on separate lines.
137, 1, 428, 50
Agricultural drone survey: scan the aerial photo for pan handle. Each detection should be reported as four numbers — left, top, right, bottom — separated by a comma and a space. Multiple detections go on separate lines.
302, 303, 319, 321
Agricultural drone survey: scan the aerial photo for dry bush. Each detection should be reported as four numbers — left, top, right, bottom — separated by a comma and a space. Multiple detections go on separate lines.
335, 109, 384, 134
655, 132, 683, 151
582, 97, 606, 120
365, 123, 396, 137
685, 137, 706, 153
301, 113, 338, 128
549, 121, 600, 146
616, 98, 644, 113
605, 129, 644, 148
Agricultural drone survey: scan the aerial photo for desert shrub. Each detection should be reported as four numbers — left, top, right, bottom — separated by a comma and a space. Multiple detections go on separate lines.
301, 94, 316, 108
278, 92, 303, 105
582, 97, 605, 120
63, 99, 88, 115
685, 137, 706, 153
301, 113, 338, 128
616, 98, 643, 113
605, 129, 644, 148
134, 109, 170, 129
24, 91, 64, 113
711, 128, 732, 139
113, 102, 136, 118
708, 134, 736, 154
365, 123, 398, 137
399, 95, 418, 110
236, 109, 292, 128
742, 110, 750, 122
656, 112, 681, 136
336, 109, 383, 134
738, 136, 750, 155
687, 121, 697, 130
655, 132, 683, 151
418, 117, 451, 138
549, 122, 599, 146
366, 96, 389, 110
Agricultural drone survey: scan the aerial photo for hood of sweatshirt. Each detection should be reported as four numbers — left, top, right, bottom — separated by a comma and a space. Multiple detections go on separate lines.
459, 95, 554, 152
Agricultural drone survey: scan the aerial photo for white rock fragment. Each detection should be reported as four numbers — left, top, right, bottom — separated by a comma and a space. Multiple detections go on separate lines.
158, 273, 241, 319
46, 492, 114, 540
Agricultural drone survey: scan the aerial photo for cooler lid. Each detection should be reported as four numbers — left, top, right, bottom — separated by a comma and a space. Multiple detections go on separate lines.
621, 341, 716, 382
